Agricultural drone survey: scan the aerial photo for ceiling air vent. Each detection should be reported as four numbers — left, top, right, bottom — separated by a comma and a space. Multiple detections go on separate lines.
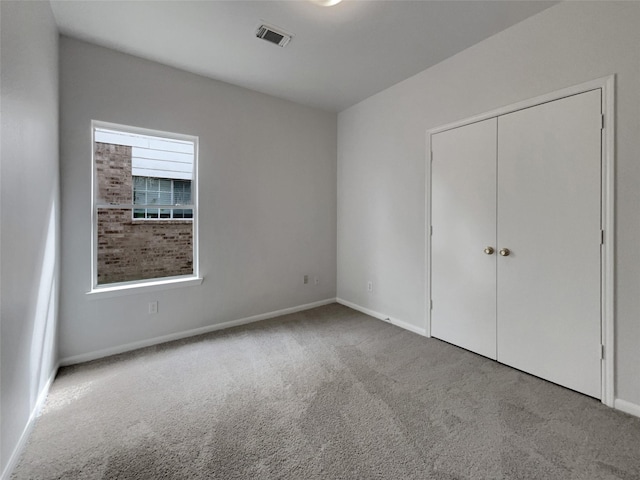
256, 24, 292, 48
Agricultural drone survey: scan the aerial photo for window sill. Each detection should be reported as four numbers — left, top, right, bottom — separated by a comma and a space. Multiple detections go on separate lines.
86, 276, 203, 299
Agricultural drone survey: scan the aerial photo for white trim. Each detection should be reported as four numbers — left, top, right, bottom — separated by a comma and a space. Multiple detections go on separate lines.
1, 364, 59, 480
93, 120, 197, 143
60, 298, 336, 366
91, 122, 97, 290
336, 298, 427, 336
425, 134, 433, 338
425, 75, 616, 407
87, 275, 203, 299
601, 75, 615, 408
192, 136, 200, 281
614, 399, 640, 419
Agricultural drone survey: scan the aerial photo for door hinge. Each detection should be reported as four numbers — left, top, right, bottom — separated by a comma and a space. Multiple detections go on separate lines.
601, 114, 605, 130
600, 344, 605, 360
430, 226, 433, 236
600, 229, 605, 245
430, 300, 433, 310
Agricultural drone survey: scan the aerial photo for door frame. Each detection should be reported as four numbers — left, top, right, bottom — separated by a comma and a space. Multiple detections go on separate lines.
425, 75, 615, 407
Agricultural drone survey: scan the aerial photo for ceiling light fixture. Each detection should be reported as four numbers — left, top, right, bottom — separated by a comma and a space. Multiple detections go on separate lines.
312, 0, 343, 6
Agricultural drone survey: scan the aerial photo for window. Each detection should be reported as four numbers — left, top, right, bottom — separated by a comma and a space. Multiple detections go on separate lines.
92, 122, 198, 288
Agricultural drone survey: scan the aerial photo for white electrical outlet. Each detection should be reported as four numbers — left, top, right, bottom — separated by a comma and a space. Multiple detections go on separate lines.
314, 276, 319, 285
304, 275, 309, 285
367, 281, 373, 292
149, 301, 158, 314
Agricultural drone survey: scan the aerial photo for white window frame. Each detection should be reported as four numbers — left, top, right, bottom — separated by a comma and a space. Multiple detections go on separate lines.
89, 120, 201, 295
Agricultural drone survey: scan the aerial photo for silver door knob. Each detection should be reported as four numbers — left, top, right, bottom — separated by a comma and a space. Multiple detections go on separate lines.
499, 248, 511, 257
484, 246, 494, 255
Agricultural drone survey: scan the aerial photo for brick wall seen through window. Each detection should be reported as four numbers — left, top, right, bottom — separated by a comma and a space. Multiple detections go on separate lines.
93, 124, 197, 286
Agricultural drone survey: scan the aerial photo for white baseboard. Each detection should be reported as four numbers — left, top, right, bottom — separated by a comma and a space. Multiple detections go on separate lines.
336, 297, 427, 336
1, 363, 59, 480
60, 298, 337, 366
614, 398, 640, 419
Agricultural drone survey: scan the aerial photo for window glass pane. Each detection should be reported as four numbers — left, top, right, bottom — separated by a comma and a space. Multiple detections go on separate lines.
173, 180, 192, 204
159, 178, 172, 191
146, 192, 160, 204
183, 184, 191, 204
159, 190, 173, 205
133, 191, 146, 204
94, 126, 196, 286
133, 176, 146, 189
97, 206, 193, 285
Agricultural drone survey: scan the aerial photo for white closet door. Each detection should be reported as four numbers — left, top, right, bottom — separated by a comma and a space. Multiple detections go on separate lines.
431, 118, 497, 359
497, 90, 602, 398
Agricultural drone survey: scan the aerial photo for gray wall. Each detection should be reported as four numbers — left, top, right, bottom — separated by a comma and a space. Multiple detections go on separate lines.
59, 38, 337, 360
337, 2, 640, 406
0, 1, 60, 474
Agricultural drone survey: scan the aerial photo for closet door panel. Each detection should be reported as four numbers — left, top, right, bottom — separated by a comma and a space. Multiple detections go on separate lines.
431, 118, 497, 359
497, 90, 602, 398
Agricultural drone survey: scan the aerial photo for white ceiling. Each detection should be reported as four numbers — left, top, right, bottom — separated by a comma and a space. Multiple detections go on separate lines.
50, 0, 557, 112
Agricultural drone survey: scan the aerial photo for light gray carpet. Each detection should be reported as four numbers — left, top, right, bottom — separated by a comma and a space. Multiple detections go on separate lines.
12, 304, 640, 479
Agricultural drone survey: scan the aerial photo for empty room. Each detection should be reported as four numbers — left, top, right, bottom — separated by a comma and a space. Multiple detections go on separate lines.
2, 1, 640, 478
